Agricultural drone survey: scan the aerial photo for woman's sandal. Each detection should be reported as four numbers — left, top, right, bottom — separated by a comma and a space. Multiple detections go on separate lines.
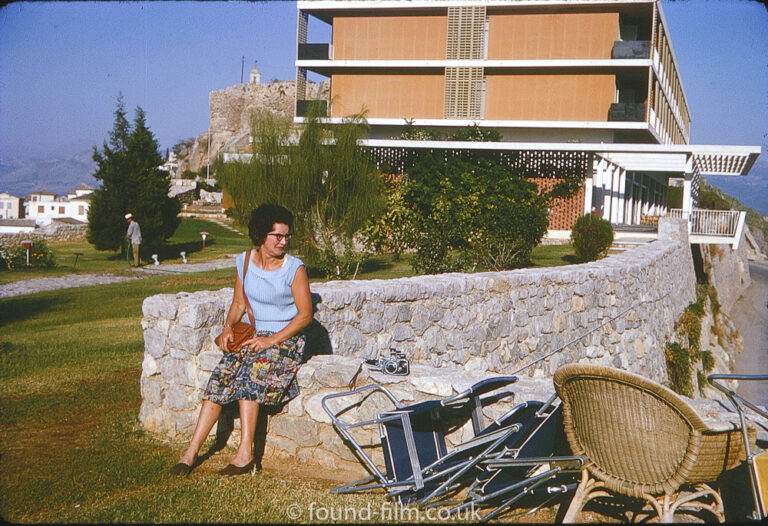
218, 459, 256, 476
170, 462, 194, 476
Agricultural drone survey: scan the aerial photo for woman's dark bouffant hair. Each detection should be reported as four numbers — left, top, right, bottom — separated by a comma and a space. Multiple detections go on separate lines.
248, 204, 294, 246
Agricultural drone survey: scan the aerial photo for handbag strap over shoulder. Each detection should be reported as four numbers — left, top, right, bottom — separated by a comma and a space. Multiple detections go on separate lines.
241, 250, 255, 327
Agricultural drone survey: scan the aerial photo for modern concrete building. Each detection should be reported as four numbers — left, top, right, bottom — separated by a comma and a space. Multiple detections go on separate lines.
295, 0, 760, 241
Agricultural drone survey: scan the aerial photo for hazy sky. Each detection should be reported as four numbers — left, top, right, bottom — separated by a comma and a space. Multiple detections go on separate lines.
0, 0, 766, 165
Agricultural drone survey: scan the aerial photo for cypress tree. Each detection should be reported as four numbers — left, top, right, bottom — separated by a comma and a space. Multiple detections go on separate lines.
87, 96, 180, 258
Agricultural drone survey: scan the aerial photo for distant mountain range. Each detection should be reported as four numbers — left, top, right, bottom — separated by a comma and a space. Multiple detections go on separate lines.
0, 151, 99, 197
705, 165, 768, 216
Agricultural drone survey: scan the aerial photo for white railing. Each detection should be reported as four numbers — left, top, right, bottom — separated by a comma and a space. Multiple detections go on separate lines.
667, 208, 747, 248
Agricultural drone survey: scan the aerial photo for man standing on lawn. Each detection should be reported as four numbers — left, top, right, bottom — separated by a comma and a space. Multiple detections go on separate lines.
125, 213, 142, 267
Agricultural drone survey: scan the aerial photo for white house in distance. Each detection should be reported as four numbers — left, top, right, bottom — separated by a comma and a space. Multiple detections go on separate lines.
0, 192, 23, 219
24, 183, 95, 226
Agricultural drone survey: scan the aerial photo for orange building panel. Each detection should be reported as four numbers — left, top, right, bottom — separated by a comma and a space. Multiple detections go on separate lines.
488, 12, 619, 60
331, 74, 444, 119
333, 15, 447, 60
485, 73, 616, 121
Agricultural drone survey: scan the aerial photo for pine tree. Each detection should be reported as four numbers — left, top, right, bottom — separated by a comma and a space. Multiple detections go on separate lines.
87, 96, 180, 258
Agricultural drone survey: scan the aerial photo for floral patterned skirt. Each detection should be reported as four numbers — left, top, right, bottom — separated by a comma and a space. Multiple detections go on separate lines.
203, 331, 304, 406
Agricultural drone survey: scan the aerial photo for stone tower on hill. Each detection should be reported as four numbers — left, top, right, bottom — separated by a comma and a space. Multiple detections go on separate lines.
176, 78, 328, 175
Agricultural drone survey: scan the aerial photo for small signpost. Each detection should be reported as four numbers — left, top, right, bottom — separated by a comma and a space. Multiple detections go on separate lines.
20, 239, 32, 266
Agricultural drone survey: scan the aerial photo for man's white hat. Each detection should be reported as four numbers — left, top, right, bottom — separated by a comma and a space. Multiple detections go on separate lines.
125, 213, 133, 219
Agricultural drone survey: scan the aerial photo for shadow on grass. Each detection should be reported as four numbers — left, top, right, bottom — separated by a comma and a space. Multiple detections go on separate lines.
154, 240, 206, 261
0, 294, 69, 327
360, 257, 397, 273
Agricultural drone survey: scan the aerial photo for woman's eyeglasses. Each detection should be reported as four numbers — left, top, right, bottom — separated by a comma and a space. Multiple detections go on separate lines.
267, 233, 292, 242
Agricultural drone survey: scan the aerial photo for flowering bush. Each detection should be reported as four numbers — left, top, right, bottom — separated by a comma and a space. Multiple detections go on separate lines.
0, 237, 55, 270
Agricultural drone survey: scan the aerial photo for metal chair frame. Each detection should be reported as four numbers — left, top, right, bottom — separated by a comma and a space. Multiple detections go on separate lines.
708, 373, 768, 521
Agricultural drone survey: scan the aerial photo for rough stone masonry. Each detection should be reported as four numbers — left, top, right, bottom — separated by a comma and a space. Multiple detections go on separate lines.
139, 218, 744, 473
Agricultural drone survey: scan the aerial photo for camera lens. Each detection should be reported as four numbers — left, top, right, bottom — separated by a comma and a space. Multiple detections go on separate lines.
384, 361, 398, 374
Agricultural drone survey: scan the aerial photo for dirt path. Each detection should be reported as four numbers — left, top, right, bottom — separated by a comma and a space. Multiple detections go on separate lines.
730, 261, 768, 408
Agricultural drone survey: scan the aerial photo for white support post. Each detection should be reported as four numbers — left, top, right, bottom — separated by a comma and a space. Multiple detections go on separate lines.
617, 167, 626, 225
682, 178, 693, 215
603, 161, 612, 221
610, 164, 621, 224
593, 157, 604, 217
583, 173, 594, 216
641, 174, 650, 218
625, 172, 634, 225
733, 211, 747, 250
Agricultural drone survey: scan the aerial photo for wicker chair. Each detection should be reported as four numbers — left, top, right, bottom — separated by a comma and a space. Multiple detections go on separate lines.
553, 364, 755, 523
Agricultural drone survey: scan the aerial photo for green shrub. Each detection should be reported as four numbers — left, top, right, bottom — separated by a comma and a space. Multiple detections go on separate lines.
0, 237, 55, 271
665, 341, 693, 397
361, 176, 415, 262
404, 152, 549, 274
570, 214, 614, 262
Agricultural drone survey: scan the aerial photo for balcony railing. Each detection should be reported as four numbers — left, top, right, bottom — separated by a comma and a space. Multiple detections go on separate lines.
296, 100, 328, 118
667, 208, 747, 248
608, 103, 647, 122
612, 40, 651, 59
298, 43, 331, 60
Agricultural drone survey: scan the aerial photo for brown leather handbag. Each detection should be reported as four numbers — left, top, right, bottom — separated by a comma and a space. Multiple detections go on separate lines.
214, 250, 255, 352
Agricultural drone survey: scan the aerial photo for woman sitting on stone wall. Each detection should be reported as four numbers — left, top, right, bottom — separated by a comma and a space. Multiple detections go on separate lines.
171, 203, 313, 476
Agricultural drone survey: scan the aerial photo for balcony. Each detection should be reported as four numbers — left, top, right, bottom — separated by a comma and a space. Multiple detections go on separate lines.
296, 100, 328, 118
298, 43, 331, 60
608, 103, 646, 122
611, 40, 651, 59
667, 209, 747, 249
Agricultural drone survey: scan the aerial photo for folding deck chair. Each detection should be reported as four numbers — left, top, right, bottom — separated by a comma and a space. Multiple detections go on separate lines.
321, 376, 519, 501
322, 376, 584, 519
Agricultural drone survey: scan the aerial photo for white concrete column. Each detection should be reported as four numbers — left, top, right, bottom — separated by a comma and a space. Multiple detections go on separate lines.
682, 178, 693, 214
583, 174, 594, 216
593, 157, 605, 217
624, 172, 634, 224
617, 168, 627, 225
641, 174, 650, 217
610, 164, 621, 224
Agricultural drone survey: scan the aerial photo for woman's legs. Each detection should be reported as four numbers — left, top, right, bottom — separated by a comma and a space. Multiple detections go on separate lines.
229, 399, 259, 467
178, 399, 223, 466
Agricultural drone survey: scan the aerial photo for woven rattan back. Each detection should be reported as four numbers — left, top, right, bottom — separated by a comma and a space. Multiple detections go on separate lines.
554, 364, 708, 498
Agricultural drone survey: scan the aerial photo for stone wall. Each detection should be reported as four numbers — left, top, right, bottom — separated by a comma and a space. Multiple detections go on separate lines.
698, 231, 751, 314
139, 218, 701, 468
0, 221, 87, 243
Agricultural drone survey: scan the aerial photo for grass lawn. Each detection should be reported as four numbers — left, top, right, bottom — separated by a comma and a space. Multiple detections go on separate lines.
529, 244, 577, 268
0, 271, 567, 523
0, 234, 578, 522
0, 272, 383, 523
0, 218, 250, 285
